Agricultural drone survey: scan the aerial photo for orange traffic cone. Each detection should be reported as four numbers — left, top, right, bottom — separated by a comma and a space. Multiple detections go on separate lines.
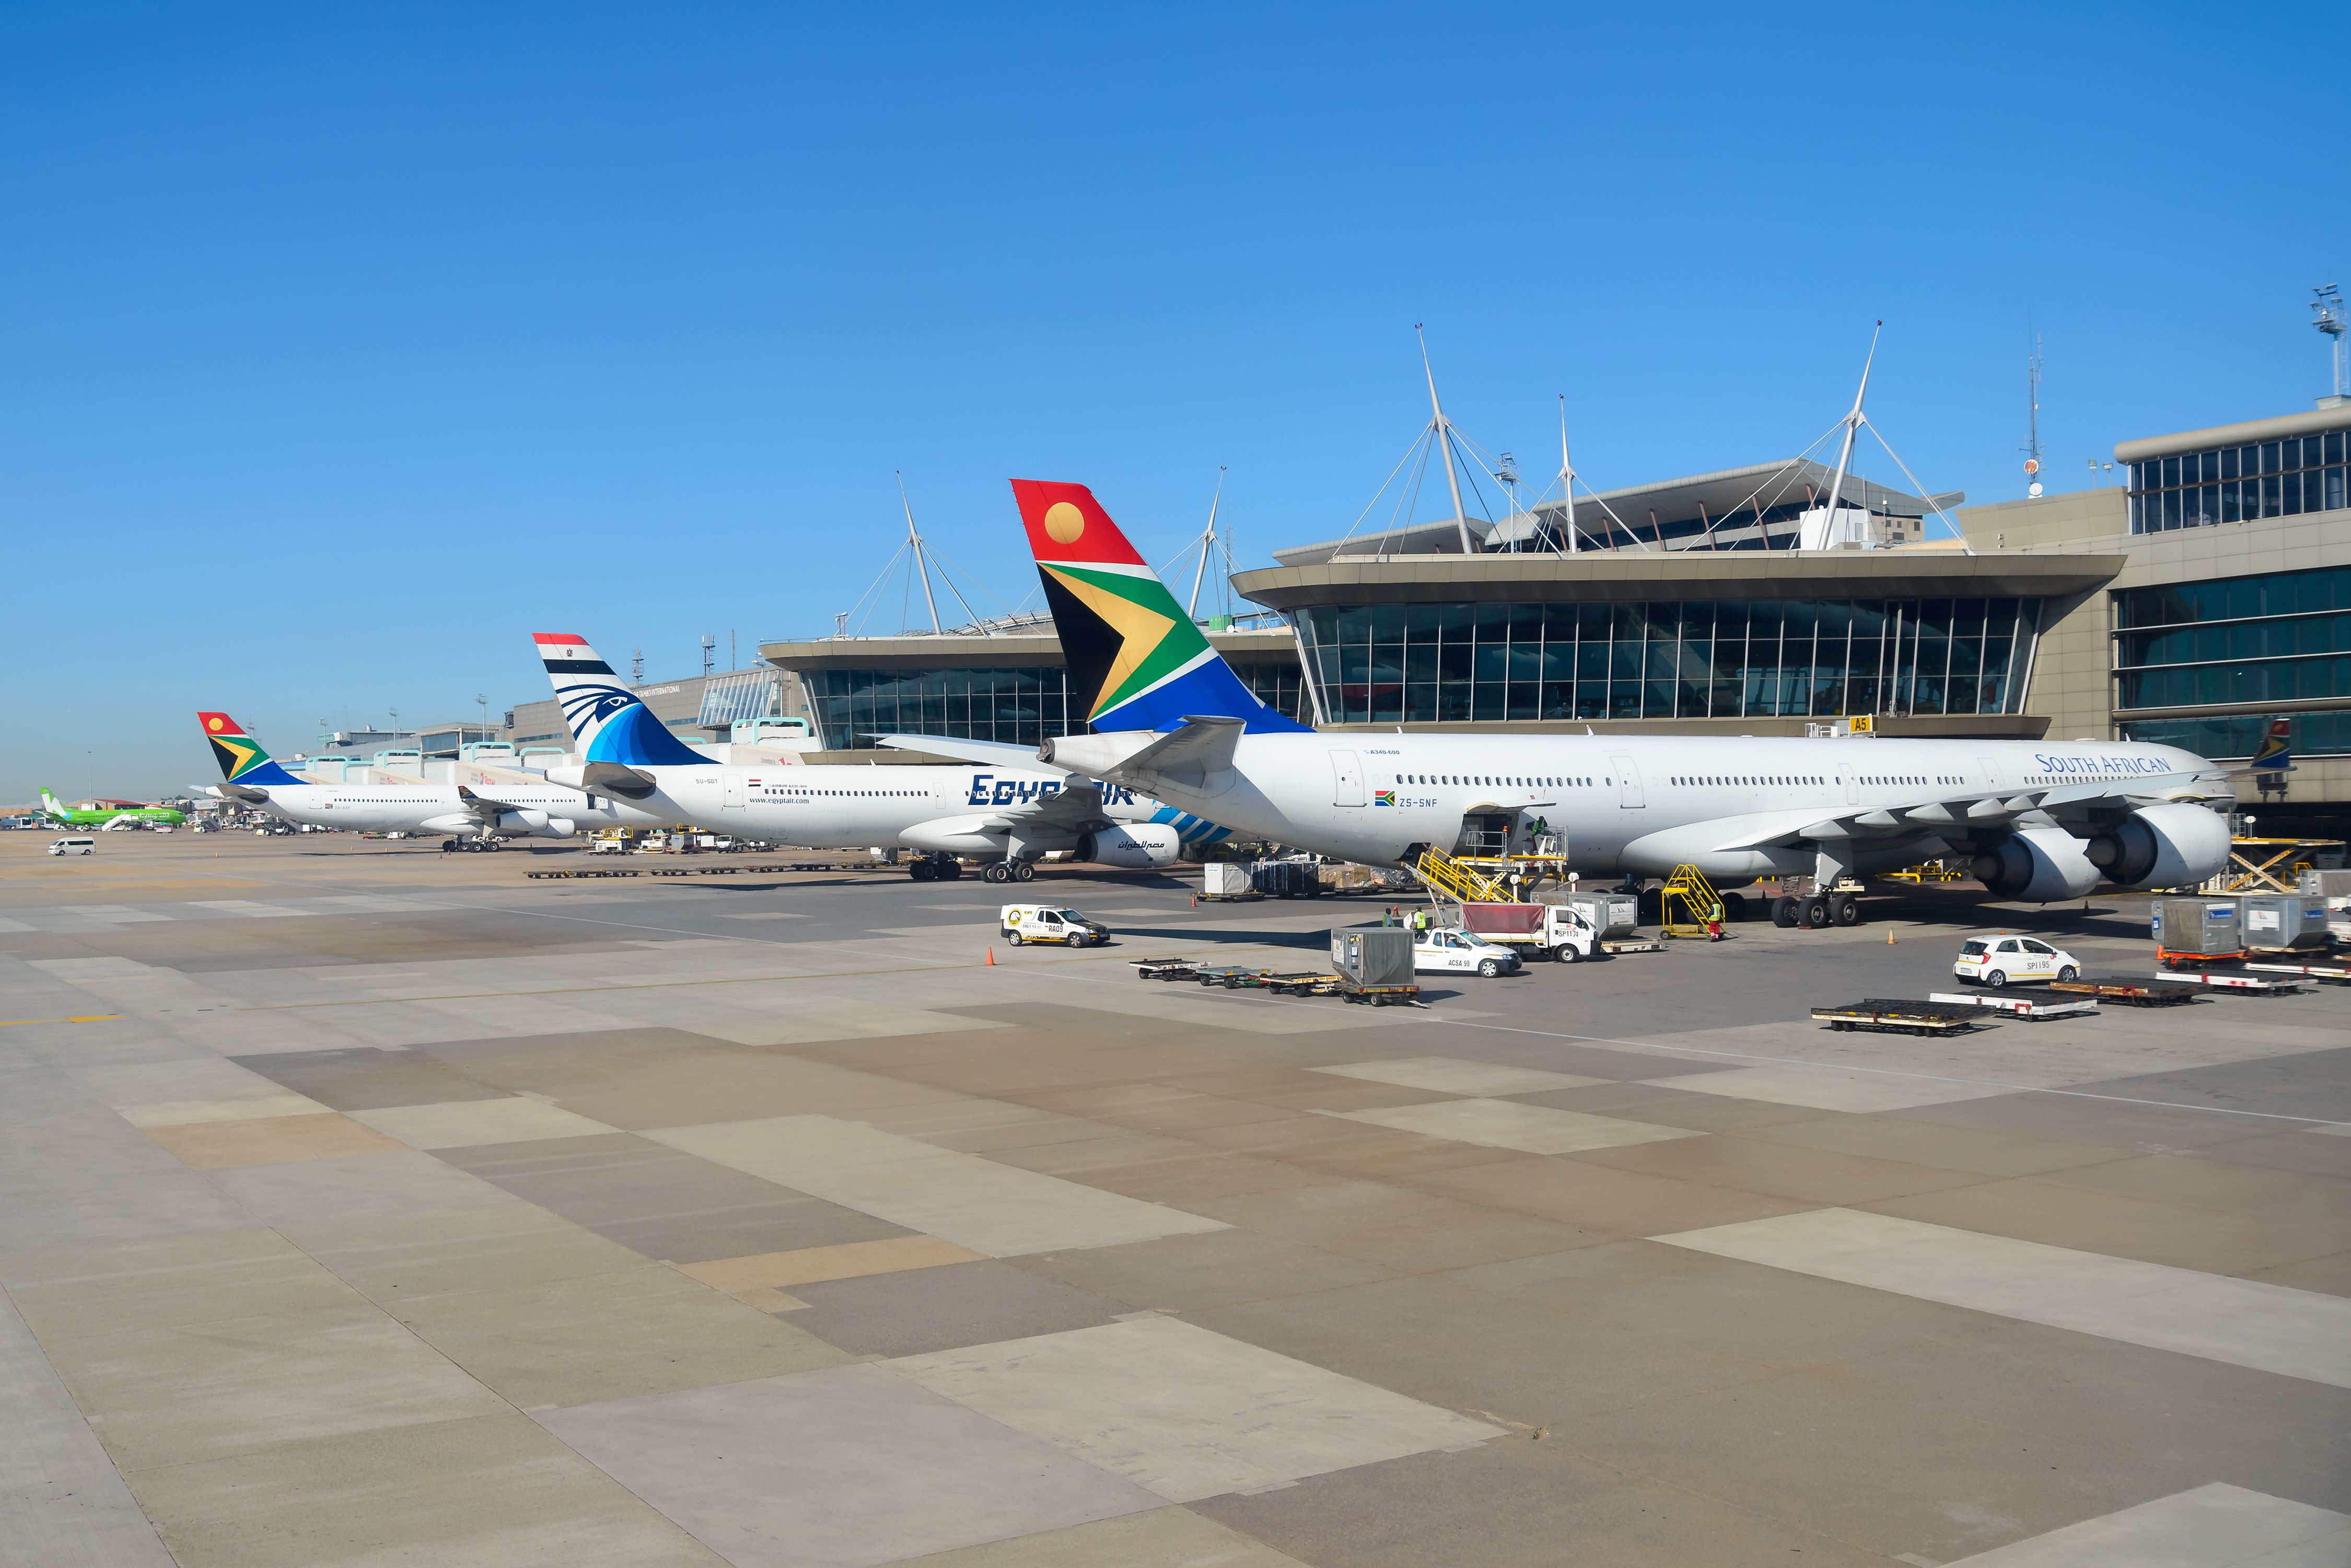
1886, 929, 1896, 945
985, 947, 995, 966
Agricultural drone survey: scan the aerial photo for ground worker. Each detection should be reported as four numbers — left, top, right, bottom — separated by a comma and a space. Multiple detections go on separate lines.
1706, 898, 1724, 941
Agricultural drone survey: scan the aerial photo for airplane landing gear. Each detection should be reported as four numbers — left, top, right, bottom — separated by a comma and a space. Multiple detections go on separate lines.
907, 853, 962, 882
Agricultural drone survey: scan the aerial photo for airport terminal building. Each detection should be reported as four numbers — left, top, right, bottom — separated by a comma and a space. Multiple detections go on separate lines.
726, 405, 2347, 832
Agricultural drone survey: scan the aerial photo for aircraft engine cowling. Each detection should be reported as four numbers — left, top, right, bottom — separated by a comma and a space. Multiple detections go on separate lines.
1971, 827, 2101, 903
492, 810, 576, 839
1077, 824, 1181, 869
2084, 801, 2230, 890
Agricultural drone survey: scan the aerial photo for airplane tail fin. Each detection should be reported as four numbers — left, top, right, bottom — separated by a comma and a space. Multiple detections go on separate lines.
197, 713, 306, 787
533, 634, 707, 766
38, 787, 64, 817
2252, 716, 2294, 772
1008, 480, 1309, 735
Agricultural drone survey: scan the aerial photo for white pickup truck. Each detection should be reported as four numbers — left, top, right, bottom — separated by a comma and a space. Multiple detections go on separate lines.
1458, 901, 1598, 963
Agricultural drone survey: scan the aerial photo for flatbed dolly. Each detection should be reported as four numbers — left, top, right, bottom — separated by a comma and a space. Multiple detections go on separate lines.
1128, 957, 1200, 981
1929, 991, 2100, 1021
1811, 999, 1986, 1036
1601, 939, 1663, 955
2150, 968, 2304, 996
2246, 960, 2351, 986
1263, 972, 1343, 997
2047, 976, 2202, 1007
1195, 964, 1275, 990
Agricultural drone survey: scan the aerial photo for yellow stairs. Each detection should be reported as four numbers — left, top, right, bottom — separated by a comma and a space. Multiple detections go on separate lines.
1660, 863, 1725, 938
1413, 846, 1511, 906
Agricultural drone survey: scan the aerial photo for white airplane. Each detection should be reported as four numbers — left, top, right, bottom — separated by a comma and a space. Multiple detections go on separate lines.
532, 634, 1227, 881
199, 711, 661, 847
885, 479, 2239, 922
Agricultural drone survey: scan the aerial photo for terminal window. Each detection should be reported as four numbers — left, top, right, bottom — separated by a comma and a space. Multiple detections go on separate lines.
807, 663, 1309, 748
2111, 563, 2351, 713
1297, 598, 2040, 724
2128, 430, 2347, 533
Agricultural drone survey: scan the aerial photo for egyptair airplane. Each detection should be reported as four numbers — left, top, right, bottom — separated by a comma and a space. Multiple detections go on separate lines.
197, 711, 665, 847
887, 479, 2240, 923
532, 634, 1226, 880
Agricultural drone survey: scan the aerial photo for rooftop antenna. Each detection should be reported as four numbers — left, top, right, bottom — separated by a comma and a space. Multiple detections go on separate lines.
2023, 330, 2045, 497
2315, 284, 2348, 408
1816, 321, 1880, 548
1187, 467, 1226, 618
475, 694, 488, 733
631, 646, 644, 684
897, 471, 943, 634
1416, 325, 1477, 555
701, 634, 716, 677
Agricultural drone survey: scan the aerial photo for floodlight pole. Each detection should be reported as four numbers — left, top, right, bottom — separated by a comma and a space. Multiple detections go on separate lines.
1188, 468, 1226, 619
1418, 325, 1476, 555
897, 472, 942, 635
1818, 322, 1880, 548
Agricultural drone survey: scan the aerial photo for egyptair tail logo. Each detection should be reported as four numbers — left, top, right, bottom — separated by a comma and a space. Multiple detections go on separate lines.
1008, 479, 1308, 735
533, 634, 707, 767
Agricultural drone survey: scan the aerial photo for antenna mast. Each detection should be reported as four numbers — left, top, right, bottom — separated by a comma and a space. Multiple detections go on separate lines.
1187, 468, 1226, 618
1817, 321, 1880, 549
897, 472, 942, 634
1417, 325, 1477, 555
2023, 332, 2045, 497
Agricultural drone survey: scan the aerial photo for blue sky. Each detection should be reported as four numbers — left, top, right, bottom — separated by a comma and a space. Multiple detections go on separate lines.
3, 3, 2343, 802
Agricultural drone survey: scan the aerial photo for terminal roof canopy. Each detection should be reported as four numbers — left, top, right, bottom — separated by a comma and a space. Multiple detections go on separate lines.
1274, 459, 1964, 565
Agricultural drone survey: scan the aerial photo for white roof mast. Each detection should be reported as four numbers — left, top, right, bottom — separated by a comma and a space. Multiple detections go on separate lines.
1816, 321, 1880, 549
1417, 325, 1477, 555
1186, 467, 1226, 619
896, 471, 942, 634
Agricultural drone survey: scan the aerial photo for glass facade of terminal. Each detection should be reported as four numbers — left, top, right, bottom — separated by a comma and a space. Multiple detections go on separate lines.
2120, 712, 2351, 760
2127, 429, 2347, 533
2112, 564, 2351, 712
1296, 599, 2041, 723
805, 662, 1310, 749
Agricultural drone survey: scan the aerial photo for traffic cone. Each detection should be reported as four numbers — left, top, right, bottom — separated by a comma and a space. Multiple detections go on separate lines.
985, 947, 995, 966
1886, 928, 1896, 945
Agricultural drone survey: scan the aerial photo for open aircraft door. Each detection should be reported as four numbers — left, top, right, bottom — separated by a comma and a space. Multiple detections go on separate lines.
1329, 751, 1365, 807
1609, 755, 1644, 809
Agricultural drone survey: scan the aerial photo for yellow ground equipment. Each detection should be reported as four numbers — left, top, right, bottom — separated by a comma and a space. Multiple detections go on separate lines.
1414, 846, 1509, 906
1659, 864, 1726, 939
1882, 857, 1966, 884
2203, 838, 2346, 894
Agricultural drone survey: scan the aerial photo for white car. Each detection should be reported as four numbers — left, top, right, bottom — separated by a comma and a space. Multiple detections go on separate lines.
1414, 927, 1522, 979
1954, 934, 2082, 988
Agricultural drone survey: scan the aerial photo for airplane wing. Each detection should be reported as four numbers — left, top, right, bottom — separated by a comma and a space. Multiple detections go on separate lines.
1707, 776, 2206, 855
876, 733, 1057, 771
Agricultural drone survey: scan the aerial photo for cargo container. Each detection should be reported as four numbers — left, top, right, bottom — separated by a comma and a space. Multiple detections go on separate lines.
1252, 859, 1323, 899
1202, 862, 1255, 899
1557, 892, 1638, 940
2238, 894, 2332, 952
1330, 926, 1417, 1003
2152, 897, 2243, 964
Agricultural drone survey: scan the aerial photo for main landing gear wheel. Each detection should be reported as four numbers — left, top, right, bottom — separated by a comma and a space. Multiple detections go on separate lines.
983, 862, 1011, 884
1802, 895, 1831, 928
1721, 892, 1748, 922
1012, 860, 1035, 883
1771, 896, 1798, 928
1829, 893, 1860, 927
908, 859, 936, 882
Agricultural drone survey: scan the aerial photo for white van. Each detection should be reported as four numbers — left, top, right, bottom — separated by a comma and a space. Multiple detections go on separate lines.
49, 837, 96, 856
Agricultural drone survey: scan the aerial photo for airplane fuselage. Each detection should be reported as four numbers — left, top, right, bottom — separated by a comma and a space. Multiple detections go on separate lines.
1111, 733, 2229, 880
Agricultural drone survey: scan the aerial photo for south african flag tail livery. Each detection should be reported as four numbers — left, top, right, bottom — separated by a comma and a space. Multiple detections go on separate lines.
1012, 479, 1309, 736
198, 712, 307, 787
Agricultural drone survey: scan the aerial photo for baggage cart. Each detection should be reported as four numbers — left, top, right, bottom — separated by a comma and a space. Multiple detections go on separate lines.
1263, 972, 1342, 997
1128, 956, 1200, 981
2049, 976, 2203, 1007
1194, 964, 1274, 990
2153, 968, 2303, 996
1811, 999, 1986, 1036
1928, 990, 2100, 1021
2245, 959, 2351, 986
1330, 926, 1421, 1006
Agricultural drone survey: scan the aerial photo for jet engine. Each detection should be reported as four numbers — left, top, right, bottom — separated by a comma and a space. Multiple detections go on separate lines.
1077, 824, 1181, 869
495, 811, 575, 839
2084, 801, 2230, 890
1971, 827, 2101, 903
